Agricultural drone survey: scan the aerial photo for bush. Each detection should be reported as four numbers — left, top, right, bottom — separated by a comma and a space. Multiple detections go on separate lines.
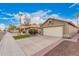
13, 34, 31, 40
29, 29, 38, 35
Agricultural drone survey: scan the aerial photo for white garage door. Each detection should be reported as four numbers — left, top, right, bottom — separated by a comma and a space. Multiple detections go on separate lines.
43, 26, 63, 37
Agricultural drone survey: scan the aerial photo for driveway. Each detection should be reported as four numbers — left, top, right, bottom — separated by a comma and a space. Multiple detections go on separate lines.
44, 34, 79, 56
16, 35, 63, 56
45, 40, 79, 56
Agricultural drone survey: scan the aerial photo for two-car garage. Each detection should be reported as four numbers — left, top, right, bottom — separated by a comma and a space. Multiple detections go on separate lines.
43, 26, 63, 37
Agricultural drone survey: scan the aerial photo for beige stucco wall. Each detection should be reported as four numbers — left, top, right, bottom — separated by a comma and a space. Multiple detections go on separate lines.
42, 19, 64, 28
64, 23, 78, 38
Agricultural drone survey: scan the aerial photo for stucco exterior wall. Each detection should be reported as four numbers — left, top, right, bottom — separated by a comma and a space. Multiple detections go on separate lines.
64, 23, 78, 38
42, 19, 64, 28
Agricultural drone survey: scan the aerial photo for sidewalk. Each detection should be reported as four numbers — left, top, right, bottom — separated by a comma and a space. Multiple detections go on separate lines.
0, 32, 6, 41
0, 32, 25, 56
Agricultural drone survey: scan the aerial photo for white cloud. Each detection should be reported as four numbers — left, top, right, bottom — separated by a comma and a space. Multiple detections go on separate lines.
71, 20, 77, 26
14, 10, 52, 24
30, 16, 45, 24
0, 10, 15, 17
30, 10, 52, 24
48, 14, 60, 19
6, 13, 15, 16
19, 11, 24, 14
47, 13, 77, 26
64, 18, 77, 26
14, 14, 20, 20
69, 3, 78, 8
0, 17, 9, 20
13, 10, 77, 26
10, 19, 16, 24
25, 13, 31, 19
31, 10, 51, 17
0, 24, 5, 30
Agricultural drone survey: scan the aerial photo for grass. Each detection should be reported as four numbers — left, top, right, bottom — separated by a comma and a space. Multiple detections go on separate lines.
13, 34, 31, 40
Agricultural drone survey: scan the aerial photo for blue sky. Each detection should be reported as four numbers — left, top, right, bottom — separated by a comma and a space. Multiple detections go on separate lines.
0, 3, 79, 29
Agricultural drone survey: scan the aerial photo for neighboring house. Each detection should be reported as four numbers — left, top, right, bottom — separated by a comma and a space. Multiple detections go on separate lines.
42, 18, 78, 38
29, 24, 42, 34
19, 24, 29, 34
19, 24, 42, 34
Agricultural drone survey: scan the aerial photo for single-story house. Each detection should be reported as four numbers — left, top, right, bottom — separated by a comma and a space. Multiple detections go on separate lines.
42, 18, 78, 38
19, 24, 42, 34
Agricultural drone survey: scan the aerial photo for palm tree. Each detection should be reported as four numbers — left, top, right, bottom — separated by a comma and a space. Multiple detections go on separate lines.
75, 13, 79, 33
18, 13, 23, 25
18, 13, 23, 34
75, 13, 79, 27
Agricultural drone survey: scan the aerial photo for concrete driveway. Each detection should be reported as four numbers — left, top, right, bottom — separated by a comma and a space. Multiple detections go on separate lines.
16, 35, 63, 56
45, 34, 79, 56
45, 41, 79, 56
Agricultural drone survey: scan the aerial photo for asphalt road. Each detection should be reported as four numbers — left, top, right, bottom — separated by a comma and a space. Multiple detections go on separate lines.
0, 32, 25, 56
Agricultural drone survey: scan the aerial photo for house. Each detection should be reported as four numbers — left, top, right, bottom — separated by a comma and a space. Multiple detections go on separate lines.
7, 26, 16, 33
42, 18, 78, 38
29, 24, 42, 34
19, 23, 42, 34
19, 24, 29, 34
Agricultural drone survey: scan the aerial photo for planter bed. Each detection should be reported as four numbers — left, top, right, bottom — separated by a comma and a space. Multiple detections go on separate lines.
13, 34, 31, 40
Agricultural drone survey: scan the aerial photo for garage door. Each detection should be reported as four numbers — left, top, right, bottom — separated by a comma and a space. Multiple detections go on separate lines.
43, 26, 63, 37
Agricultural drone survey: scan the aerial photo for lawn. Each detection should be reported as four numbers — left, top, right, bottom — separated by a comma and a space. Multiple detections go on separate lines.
13, 34, 31, 40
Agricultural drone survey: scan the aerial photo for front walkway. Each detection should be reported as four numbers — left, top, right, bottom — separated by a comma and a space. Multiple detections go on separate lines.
0, 32, 25, 56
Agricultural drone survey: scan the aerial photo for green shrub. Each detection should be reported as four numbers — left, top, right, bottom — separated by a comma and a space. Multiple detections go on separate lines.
13, 34, 31, 40
29, 29, 38, 35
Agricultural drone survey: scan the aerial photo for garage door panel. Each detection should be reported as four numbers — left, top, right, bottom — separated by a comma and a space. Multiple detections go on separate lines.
43, 26, 63, 37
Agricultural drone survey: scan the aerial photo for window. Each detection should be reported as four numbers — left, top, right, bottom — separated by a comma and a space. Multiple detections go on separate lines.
48, 21, 53, 26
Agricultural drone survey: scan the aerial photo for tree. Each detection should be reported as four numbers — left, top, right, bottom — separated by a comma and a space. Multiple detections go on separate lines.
8, 25, 17, 32
29, 29, 38, 35
75, 13, 79, 33
18, 13, 23, 34
18, 13, 23, 25
75, 13, 79, 27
